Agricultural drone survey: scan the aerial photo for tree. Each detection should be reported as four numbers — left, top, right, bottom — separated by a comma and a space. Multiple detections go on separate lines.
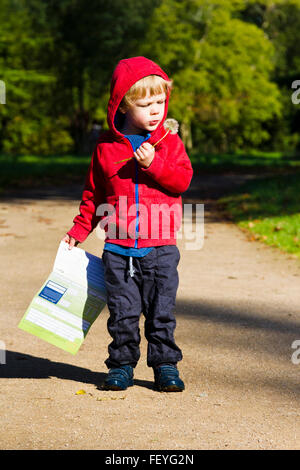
0, 0, 72, 155
139, 0, 282, 153
0, 0, 160, 155
44, 0, 160, 154
241, 0, 300, 150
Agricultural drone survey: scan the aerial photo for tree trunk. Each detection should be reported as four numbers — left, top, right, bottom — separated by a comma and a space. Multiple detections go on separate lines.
71, 74, 90, 155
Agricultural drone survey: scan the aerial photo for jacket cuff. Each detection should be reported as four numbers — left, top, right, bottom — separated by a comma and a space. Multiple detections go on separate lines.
140, 152, 164, 179
67, 223, 90, 243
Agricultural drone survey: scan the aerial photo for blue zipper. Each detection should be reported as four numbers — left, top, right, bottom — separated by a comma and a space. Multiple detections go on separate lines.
124, 134, 150, 248
134, 159, 139, 248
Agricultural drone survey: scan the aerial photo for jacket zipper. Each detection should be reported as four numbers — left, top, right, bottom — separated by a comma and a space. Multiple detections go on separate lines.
124, 134, 151, 248
134, 160, 139, 249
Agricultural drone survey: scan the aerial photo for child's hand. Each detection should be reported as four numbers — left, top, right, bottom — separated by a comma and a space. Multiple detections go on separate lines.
133, 142, 155, 168
62, 234, 78, 250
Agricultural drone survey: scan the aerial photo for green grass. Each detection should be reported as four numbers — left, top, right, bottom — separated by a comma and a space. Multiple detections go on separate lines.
1, 150, 299, 193
218, 172, 300, 258
190, 150, 300, 172
0, 154, 91, 193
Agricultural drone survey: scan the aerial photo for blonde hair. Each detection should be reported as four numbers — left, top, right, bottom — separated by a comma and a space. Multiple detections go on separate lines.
119, 75, 172, 112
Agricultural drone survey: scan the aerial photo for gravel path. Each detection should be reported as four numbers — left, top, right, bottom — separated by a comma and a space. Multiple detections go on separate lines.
1, 173, 300, 450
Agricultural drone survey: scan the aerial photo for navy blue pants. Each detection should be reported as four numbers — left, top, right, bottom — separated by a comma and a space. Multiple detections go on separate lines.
102, 245, 183, 369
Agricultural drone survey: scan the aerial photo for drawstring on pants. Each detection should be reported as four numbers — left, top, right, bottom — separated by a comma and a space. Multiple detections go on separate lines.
128, 256, 136, 278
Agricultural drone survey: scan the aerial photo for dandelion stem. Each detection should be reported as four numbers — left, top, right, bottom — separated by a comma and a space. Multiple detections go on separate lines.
152, 129, 170, 147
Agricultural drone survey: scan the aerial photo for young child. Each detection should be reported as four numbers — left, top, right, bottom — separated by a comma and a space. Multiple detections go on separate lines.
63, 57, 193, 392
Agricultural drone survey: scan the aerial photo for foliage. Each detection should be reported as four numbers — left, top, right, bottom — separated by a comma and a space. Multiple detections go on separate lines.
139, 0, 282, 152
3, 116, 73, 156
0, 0, 160, 155
1, 0, 300, 155
0, 0, 62, 155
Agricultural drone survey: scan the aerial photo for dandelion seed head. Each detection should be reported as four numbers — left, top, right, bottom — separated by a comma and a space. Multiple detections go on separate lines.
164, 118, 179, 135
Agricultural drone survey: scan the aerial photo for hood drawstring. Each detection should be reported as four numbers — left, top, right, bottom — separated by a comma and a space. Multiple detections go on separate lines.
128, 256, 136, 278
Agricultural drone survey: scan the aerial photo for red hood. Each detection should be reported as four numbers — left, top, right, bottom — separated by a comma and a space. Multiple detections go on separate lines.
107, 56, 170, 142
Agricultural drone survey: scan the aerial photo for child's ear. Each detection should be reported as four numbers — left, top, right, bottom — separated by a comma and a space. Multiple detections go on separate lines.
118, 105, 126, 114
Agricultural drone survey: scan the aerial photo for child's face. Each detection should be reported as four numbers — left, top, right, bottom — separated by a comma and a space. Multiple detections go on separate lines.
122, 90, 166, 134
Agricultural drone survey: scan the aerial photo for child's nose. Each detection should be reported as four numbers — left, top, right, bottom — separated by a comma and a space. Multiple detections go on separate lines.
150, 104, 160, 114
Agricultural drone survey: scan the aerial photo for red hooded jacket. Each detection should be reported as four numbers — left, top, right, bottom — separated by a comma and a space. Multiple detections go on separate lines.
67, 57, 193, 247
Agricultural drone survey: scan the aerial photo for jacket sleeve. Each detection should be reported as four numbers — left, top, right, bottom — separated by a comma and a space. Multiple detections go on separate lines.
67, 145, 106, 242
141, 133, 193, 194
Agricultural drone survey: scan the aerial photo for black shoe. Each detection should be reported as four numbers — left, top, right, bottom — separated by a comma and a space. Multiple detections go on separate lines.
102, 365, 134, 391
154, 364, 185, 392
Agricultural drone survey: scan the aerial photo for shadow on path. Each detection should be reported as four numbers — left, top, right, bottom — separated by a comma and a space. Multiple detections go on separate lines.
1, 171, 283, 226
176, 298, 300, 336
1, 184, 84, 202
0, 300, 300, 392
175, 297, 300, 359
0, 171, 277, 203
0, 350, 154, 391
2, 294, 300, 397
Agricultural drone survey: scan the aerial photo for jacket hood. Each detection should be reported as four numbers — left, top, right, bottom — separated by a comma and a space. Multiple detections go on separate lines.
107, 56, 171, 142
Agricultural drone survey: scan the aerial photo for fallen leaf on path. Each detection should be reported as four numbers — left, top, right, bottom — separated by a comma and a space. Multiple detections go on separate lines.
249, 234, 259, 241
96, 396, 126, 401
35, 397, 53, 400
75, 389, 86, 395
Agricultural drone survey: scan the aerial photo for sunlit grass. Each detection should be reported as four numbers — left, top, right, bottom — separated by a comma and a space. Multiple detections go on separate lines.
219, 172, 300, 258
